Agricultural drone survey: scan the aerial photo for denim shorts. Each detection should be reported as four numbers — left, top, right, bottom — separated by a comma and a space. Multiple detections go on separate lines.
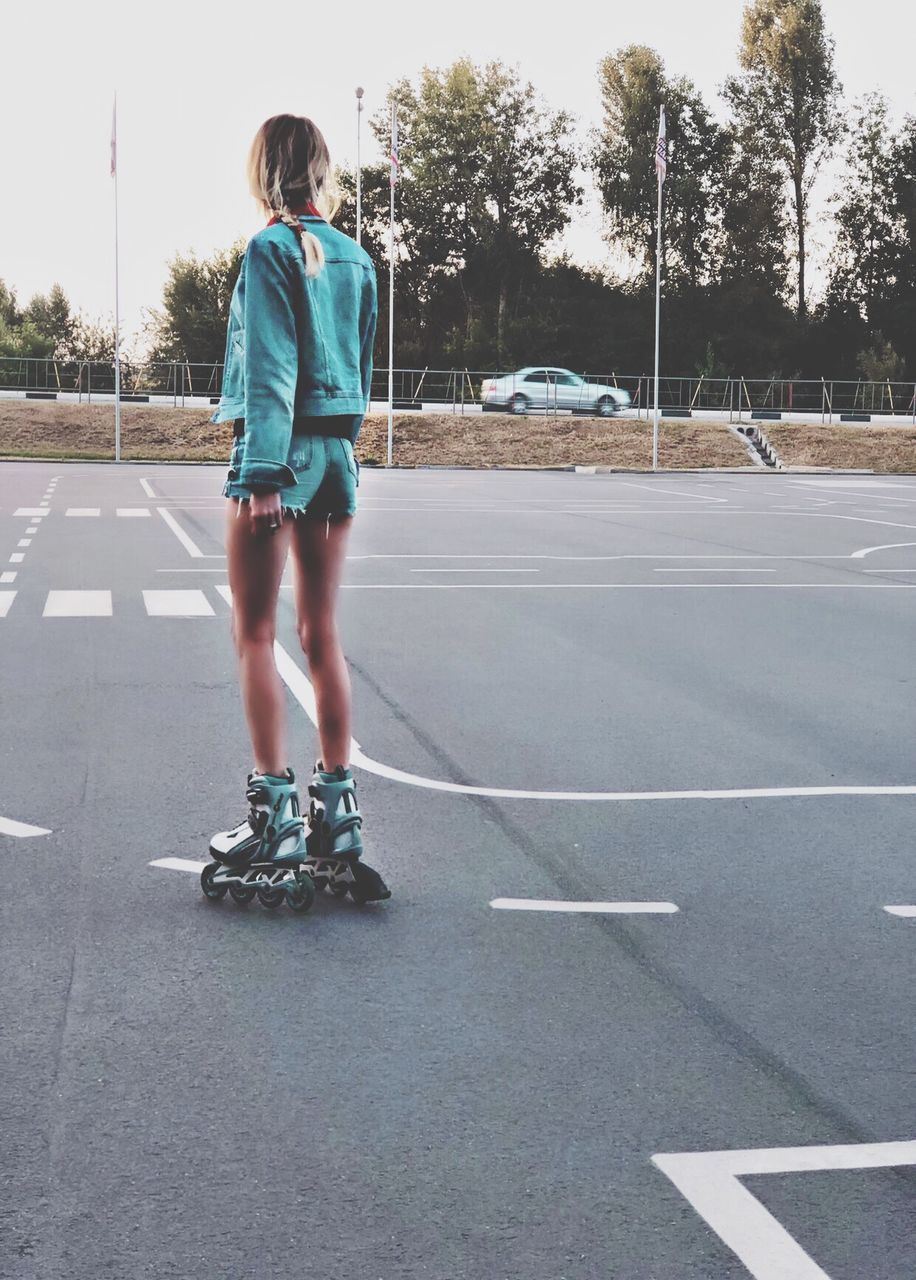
223, 426, 359, 521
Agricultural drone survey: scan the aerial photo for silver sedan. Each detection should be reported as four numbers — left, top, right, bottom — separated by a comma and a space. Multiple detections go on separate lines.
481, 367, 631, 417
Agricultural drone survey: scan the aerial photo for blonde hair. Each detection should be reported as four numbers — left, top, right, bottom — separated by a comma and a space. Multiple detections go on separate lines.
247, 114, 341, 278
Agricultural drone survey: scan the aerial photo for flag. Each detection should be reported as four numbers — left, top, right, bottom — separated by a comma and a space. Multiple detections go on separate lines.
390, 106, 399, 188
655, 105, 667, 185
110, 94, 117, 178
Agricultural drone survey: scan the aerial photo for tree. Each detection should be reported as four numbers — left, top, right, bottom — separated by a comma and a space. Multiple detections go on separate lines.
0, 280, 19, 328
724, 0, 842, 320
22, 284, 75, 357
368, 60, 582, 367
717, 123, 791, 294
592, 46, 729, 289
145, 242, 245, 364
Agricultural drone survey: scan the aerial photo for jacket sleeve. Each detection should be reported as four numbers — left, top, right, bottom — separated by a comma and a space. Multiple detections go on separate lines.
360, 265, 378, 410
236, 235, 299, 492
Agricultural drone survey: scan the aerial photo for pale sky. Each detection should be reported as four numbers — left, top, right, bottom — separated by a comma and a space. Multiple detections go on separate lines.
4, 0, 915, 354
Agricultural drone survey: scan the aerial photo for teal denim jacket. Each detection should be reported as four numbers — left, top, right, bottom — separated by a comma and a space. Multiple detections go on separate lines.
211, 215, 378, 492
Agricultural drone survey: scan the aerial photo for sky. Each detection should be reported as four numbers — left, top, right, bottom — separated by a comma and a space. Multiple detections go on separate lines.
4, 0, 915, 355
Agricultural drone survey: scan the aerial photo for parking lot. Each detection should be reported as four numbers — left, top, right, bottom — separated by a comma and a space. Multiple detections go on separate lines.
2, 460, 914, 1279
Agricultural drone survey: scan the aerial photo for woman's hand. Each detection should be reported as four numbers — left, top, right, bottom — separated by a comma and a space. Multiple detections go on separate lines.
244, 489, 284, 535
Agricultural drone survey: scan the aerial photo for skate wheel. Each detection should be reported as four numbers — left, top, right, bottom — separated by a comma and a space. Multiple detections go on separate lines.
228, 881, 256, 905
257, 885, 285, 909
286, 874, 316, 913
329, 881, 349, 898
311, 874, 329, 892
200, 862, 227, 901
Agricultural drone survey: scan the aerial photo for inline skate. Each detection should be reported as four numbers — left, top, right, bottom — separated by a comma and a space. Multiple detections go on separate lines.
201, 768, 315, 912
302, 762, 391, 904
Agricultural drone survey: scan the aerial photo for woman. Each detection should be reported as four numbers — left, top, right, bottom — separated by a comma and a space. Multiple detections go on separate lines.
206, 113, 388, 905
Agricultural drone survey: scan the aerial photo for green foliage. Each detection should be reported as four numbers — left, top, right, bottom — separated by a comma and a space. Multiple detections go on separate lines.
724, 0, 842, 318
145, 241, 245, 363
592, 46, 729, 289
857, 332, 905, 381
0, 317, 54, 359
366, 59, 582, 366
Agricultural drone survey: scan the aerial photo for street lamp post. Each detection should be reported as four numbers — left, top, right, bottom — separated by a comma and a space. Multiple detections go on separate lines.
355, 86, 364, 245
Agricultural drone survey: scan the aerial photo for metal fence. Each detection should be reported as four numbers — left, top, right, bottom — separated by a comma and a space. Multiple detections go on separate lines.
3, 358, 916, 422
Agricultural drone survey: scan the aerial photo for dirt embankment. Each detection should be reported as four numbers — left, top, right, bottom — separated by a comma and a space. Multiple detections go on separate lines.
0, 400, 751, 470
766, 424, 916, 473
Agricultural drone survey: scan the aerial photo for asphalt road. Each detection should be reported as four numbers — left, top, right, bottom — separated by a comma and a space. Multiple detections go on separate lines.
1, 461, 914, 1280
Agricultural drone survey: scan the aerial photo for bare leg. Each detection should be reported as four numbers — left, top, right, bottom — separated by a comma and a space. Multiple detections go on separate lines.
289, 516, 353, 771
225, 499, 293, 776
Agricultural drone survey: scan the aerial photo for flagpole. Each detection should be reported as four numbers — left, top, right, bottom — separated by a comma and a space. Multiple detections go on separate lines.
652, 104, 666, 473
112, 92, 121, 463
387, 102, 396, 468
652, 174, 661, 472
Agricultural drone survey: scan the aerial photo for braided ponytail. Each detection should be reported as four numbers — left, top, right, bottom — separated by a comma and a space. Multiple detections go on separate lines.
275, 204, 326, 279
248, 115, 341, 280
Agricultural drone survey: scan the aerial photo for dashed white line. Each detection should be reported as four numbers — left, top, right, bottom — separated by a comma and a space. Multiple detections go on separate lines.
653, 568, 776, 574
9, 553, 24, 564
142, 590, 215, 617
0, 572, 15, 584
0, 592, 16, 617
14, 508, 46, 517
117, 508, 151, 517
139, 478, 156, 498
409, 568, 541, 574
65, 508, 101, 517
0, 814, 51, 838
43, 590, 113, 617
17, 539, 31, 548
884, 905, 916, 918
150, 857, 207, 873
490, 899, 678, 914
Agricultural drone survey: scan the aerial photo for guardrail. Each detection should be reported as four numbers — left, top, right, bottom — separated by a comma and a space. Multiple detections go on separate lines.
2, 359, 915, 422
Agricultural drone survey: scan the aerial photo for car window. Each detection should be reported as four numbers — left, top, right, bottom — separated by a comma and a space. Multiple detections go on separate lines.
556, 374, 579, 386
524, 371, 548, 383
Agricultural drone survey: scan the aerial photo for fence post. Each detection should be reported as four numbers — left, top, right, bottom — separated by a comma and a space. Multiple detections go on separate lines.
88, 361, 92, 403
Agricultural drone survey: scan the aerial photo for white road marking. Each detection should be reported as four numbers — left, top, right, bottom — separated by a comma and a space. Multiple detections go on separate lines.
25, 526, 38, 534
14, 508, 46, 517
39, 501, 49, 507
409, 568, 541, 574
490, 899, 678, 914
620, 482, 729, 502
149, 857, 207, 873
884, 905, 916, 917
654, 568, 776, 574
157, 507, 204, 558
0, 572, 15, 584
850, 541, 916, 559
65, 508, 101, 517
17, 539, 31, 548
0, 814, 51, 838
0, 592, 16, 617
282, 582, 916, 591
863, 569, 916, 573
9, 553, 24, 563
653, 1139, 916, 1280
43, 590, 113, 617
142, 590, 215, 617
139, 478, 156, 498
256, 624, 916, 803
117, 508, 151, 517
793, 479, 914, 489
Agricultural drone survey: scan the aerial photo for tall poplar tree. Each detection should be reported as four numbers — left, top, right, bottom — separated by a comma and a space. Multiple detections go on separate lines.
724, 0, 842, 319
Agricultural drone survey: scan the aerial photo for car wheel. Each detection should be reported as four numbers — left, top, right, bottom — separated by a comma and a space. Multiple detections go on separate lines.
509, 393, 529, 416
596, 396, 616, 418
